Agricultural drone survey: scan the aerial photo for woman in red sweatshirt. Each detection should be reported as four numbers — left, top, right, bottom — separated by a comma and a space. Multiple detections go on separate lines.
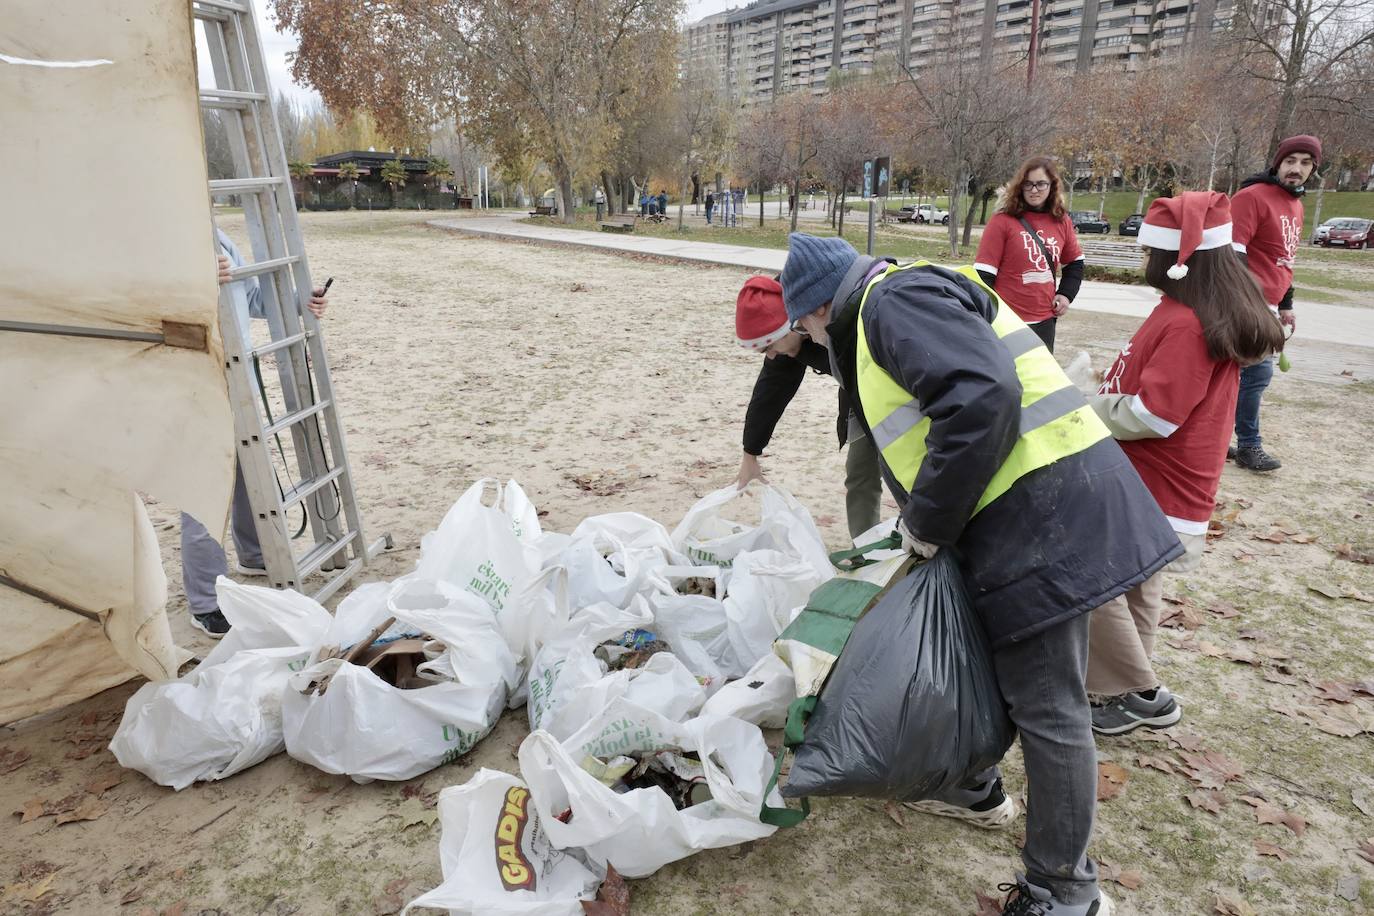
1086, 191, 1286, 736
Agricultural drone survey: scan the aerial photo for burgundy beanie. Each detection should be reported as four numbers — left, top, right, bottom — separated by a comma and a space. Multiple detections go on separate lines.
1272, 135, 1322, 171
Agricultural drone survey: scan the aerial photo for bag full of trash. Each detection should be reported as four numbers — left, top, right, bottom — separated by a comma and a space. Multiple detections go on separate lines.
109, 579, 331, 789
770, 550, 1014, 819
401, 769, 603, 916
282, 578, 515, 782
518, 699, 779, 878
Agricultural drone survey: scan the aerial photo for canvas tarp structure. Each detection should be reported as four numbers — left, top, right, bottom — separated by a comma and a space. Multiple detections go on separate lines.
0, 0, 234, 723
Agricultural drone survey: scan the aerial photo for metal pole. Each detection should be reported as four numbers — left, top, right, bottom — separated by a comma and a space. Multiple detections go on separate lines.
1028, 0, 1041, 86
866, 200, 876, 256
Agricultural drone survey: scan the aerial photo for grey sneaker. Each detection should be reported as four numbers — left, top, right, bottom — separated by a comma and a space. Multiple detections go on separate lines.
1234, 446, 1281, 471
1092, 686, 1182, 735
232, 559, 268, 577
999, 875, 1114, 915
905, 777, 1019, 829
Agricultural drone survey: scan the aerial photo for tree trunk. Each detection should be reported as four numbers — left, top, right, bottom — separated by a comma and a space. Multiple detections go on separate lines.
691, 173, 701, 206
1067, 167, 1075, 209
1309, 165, 1329, 243
962, 185, 979, 247
947, 168, 964, 257
554, 160, 575, 224
790, 176, 802, 233
837, 191, 846, 237
601, 168, 618, 216
1134, 165, 1150, 215
1098, 174, 1107, 216
980, 188, 992, 224
679, 177, 689, 231
759, 180, 765, 227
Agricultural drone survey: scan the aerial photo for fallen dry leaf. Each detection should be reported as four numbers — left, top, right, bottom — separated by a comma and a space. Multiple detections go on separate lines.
1, 873, 57, 903
1097, 762, 1130, 801
883, 801, 906, 828
1097, 859, 1144, 890
1240, 796, 1307, 836
1353, 790, 1374, 818
1334, 543, 1374, 565
17, 798, 46, 824
1168, 733, 1207, 752
1262, 669, 1302, 687
1253, 529, 1288, 544
1237, 628, 1267, 640
1136, 754, 1176, 775
0, 747, 33, 774
972, 891, 1003, 916
54, 796, 108, 826
1314, 681, 1358, 704
582, 865, 630, 916
1356, 837, 1374, 866
1214, 893, 1258, 915
86, 771, 124, 797
1206, 602, 1241, 619
121, 886, 144, 905
1253, 839, 1290, 861
1186, 790, 1226, 815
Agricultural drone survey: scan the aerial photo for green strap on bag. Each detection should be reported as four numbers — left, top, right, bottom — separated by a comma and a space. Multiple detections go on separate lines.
827, 533, 901, 572
759, 695, 817, 827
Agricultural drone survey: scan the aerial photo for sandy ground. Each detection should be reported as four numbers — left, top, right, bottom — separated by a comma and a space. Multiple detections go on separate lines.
3, 210, 1373, 916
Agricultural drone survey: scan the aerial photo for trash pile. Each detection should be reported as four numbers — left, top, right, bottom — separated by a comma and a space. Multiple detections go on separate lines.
110, 478, 852, 913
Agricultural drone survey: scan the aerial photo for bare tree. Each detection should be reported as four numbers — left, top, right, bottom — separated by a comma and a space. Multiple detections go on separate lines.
735, 104, 790, 227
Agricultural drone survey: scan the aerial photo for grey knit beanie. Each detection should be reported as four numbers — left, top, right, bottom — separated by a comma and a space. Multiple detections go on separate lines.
780, 233, 859, 323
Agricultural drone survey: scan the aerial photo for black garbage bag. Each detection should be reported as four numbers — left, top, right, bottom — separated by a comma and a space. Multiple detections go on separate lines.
781, 549, 1014, 802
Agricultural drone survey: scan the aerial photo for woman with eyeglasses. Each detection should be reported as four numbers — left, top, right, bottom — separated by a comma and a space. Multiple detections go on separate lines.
974, 157, 1085, 352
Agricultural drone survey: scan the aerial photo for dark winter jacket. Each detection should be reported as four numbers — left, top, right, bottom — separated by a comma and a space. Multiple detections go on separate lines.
826, 258, 1182, 647
742, 341, 851, 456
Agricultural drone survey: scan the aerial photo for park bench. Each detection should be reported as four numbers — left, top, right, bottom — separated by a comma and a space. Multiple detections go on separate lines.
1080, 240, 1141, 270
599, 218, 638, 233
528, 205, 558, 217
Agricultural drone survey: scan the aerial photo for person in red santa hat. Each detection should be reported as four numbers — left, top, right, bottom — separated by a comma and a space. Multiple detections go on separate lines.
1227, 134, 1321, 471
1085, 191, 1286, 736
733, 275, 883, 540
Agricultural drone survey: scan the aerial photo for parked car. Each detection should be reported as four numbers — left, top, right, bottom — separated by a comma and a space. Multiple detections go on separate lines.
1071, 211, 1111, 234
1119, 213, 1144, 236
895, 206, 919, 223
1316, 218, 1373, 249
914, 204, 950, 225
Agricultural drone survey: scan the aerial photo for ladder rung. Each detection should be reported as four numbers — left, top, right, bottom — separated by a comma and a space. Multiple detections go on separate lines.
280, 465, 346, 509
251, 330, 311, 359
263, 399, 331, 437
210, 177, 287, 196
201, 88, 267, 103
192, 0, 249, 20
229, 255, 299, 280
297, 529, 361, 580
311, 557, 365, 604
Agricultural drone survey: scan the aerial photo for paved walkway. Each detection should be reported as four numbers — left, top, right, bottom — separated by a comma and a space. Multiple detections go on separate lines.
430, 212, 1374, 355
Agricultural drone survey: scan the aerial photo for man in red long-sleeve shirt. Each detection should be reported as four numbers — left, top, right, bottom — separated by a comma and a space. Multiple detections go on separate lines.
1227, 134, 1321, 472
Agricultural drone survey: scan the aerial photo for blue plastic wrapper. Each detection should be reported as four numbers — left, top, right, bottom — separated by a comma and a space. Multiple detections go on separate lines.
782, 549, 1014, 801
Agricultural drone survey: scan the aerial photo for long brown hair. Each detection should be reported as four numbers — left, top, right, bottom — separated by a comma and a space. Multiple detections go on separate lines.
1000, 156, 1067, 220
1144, 246, 1286, 364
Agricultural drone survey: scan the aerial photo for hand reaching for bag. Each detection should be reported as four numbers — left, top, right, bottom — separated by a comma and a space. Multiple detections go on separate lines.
898, 519, 938, 560
737, 452, 767, 490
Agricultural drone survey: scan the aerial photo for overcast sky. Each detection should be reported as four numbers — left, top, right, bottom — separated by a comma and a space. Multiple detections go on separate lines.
213, 1, 743, 111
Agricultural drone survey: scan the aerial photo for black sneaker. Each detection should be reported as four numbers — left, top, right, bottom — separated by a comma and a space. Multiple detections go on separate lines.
189, 609, 231, 639
1226, 445, 1237, 460
905, 777, 1019, 828
1092, 686, 1182, 735
999, 875, 1114, 915
1234, 446, 1281, 471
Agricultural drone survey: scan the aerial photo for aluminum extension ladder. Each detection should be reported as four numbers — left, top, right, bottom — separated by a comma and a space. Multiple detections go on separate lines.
193, 0, 388, 603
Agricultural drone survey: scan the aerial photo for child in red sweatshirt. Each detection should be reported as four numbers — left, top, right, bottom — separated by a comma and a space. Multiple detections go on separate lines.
1086, 191, 1286, 736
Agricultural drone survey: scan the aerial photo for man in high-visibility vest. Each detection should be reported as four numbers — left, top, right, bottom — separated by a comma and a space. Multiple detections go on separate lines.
780, 233, 1181, 916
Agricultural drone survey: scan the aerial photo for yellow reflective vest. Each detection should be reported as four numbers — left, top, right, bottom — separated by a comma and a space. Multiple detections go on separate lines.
855, 261, 1111, 520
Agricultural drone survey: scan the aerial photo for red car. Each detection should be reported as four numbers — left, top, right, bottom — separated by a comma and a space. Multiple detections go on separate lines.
1317, 218, 1372, 249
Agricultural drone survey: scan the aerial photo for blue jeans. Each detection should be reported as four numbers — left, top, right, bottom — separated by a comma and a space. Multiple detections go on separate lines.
1235, 357, 1274, 449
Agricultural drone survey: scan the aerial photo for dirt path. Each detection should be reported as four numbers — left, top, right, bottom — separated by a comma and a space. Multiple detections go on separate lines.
3, 210, 1372, 916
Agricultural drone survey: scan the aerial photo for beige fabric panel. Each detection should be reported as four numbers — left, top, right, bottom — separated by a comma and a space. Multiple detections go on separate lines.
0, 0, 234, 706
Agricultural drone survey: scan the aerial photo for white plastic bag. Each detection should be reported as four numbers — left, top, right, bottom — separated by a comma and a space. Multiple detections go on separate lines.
671, 483, 834, 582
699, 653, 796, 729
649, 593, 740, 687
517, 700, 779, 878
540, 651, 706, 741
110, 579, 330, 789
525, 597, 653, 736
722, 549, 824, 669
402, 769, 603, 916
416, 479, 543, 619
282, 579, 514, 781
111, 646, 312, 790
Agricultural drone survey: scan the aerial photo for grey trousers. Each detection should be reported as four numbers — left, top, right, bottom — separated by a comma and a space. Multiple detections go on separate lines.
180, 463, 262, 616
843, 414, 883, 540
935, 612, 1099, 904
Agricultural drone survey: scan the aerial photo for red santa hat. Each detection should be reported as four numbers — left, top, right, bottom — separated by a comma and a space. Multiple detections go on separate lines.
1137, 190, 1233, 280
735, 276, 790, 350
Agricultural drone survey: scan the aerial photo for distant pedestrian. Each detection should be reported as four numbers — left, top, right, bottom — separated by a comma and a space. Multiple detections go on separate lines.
640, 192, 649, 217
705, 191, 716, 225
788, 191, 796, 214
974, 156, 1084, 353
657, 190, 668, 215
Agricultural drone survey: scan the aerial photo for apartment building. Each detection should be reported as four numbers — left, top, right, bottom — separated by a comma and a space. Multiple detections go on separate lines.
682, 0, 1241, 106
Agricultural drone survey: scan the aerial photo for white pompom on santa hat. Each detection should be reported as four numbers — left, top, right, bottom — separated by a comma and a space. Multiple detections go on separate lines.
1137, 190, 1233, 280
